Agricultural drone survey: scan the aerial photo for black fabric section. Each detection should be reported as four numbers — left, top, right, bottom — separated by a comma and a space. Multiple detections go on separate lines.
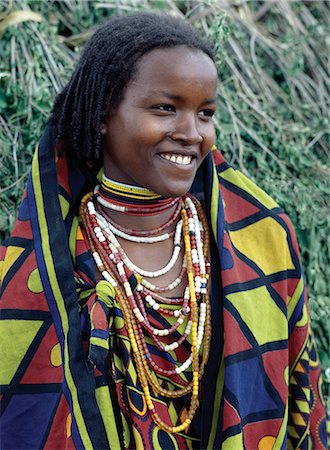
224, 340, 288, 366
199, 234, 224, 449
226, 208, 283, 231
36, 126, 111, 450
13, 383, 62, 394
223, 270, 301, 296
0, 310, 51, 320
1, 237, 33, 248
197, 153, 225, 450
58, 184, 71, 203
222, 244, 295, 317
216, 160, 230, 174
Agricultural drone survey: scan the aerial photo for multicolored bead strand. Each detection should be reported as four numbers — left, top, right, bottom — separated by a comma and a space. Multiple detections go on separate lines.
79, 188, 212, 434
101, 198, 181, 236
95, 175, 181, 216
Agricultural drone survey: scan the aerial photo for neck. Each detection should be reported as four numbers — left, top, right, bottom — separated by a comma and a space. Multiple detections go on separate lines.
100, 203, 179, 231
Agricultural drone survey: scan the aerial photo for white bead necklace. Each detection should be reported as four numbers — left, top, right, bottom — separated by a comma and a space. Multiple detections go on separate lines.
95, 210, 177, 243
141, 256, 186, 292
96, 213, 183, 278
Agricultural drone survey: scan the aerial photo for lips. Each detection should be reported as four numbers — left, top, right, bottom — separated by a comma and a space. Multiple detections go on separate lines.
159, 152, 195, 166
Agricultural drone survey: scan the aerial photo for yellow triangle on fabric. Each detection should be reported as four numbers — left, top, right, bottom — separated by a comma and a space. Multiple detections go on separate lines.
0, 319, 43, 385
291, 412, 306, 426
290, 376, 298, 385
286, 439, 295, 450
179, 406, 188, 423
0, 246, 25, 282
59, 194, 70, 219
295, 303, 308, 328
296, 400, 310, 414
301, 348, 309, 362
302, 387, 310, 402
295, 363, 305, 373
168, 402, 178, 423
288, 425, 300, 439
76, 225, 84, 240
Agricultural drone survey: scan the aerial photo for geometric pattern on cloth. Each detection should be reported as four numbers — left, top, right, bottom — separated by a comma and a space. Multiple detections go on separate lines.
203, 157, 329, 450
214, 172, 291, 448
0, 127, 328, 450
288, 333, 328, 450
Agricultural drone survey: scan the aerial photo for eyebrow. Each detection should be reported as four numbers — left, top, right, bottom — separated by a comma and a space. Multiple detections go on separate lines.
146, 89, 216, 105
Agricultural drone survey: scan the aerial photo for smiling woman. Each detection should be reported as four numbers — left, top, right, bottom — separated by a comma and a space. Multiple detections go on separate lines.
0, 11, 328, 450
102, 46, 217, 198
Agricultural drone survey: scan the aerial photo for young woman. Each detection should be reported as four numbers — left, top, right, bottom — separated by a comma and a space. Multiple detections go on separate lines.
0, 12, 328, 450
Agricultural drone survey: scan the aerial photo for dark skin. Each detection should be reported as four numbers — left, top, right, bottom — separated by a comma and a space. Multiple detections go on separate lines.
100, 46, 218, 296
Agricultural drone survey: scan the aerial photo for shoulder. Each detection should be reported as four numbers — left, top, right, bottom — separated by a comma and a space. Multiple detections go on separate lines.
213, 149, 279, 211
212, 150, 301, 276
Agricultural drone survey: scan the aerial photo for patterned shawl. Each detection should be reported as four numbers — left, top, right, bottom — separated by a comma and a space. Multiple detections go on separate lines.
0, 125, 328, 449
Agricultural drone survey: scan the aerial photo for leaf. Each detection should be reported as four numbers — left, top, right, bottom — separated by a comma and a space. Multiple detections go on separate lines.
0, 11, 43, 34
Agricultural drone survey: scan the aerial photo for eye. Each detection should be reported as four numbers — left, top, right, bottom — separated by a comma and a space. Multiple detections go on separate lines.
152, 104, 176, 113
198, 109, 215, 120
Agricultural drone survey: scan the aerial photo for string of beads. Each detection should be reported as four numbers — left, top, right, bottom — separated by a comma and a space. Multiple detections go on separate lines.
95, 174, 181, 215
79, 184, 211, 434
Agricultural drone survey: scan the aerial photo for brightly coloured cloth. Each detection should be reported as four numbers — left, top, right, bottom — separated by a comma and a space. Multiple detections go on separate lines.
0, 125, 328, 449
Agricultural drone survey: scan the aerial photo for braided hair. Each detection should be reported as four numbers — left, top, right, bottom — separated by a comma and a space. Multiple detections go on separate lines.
49, 12, 215, 164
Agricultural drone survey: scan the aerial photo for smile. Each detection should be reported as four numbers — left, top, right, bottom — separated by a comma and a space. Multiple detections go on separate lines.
159, 153, 193, 165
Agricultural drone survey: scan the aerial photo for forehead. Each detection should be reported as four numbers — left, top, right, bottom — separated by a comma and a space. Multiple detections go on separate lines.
128, 46, 218, 97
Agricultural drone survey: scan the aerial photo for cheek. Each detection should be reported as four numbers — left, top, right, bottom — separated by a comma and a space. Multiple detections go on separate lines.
127, 118, 171, 148
202, 125, 216, 155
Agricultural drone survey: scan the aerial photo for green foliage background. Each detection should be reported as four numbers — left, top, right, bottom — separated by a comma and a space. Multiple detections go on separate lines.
0, 0, 329, 406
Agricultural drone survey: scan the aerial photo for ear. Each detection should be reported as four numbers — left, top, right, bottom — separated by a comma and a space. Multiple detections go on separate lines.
100, 123, 107, 135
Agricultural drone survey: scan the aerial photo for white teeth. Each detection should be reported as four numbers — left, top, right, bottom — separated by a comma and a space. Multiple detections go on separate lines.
160, 153, 192, 165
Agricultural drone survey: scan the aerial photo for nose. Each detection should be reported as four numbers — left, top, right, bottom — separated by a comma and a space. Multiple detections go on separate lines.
170, 113, 203, 145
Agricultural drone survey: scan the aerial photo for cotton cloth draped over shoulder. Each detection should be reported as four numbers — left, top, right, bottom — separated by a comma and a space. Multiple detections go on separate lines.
0, 126, 328, 450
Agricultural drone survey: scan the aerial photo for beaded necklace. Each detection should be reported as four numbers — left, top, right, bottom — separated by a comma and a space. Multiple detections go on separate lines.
79, 180, 211, 435
95, 174, 181, 215
103, 199, 181, 237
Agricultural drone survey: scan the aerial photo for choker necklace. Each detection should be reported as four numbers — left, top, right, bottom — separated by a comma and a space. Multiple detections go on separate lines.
79, 189, 211, 434
96, 174, 180, 216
